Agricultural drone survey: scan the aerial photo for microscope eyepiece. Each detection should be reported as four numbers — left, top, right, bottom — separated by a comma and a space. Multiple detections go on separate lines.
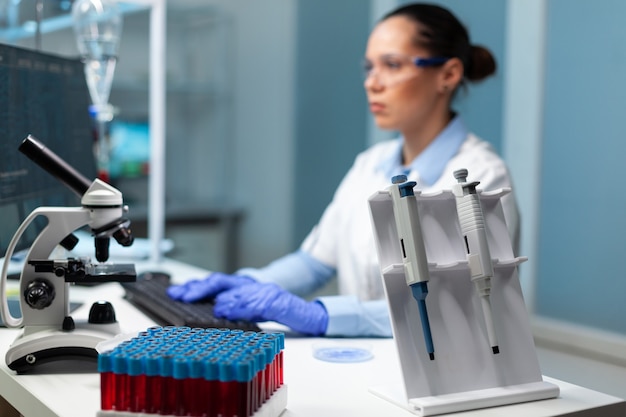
19, 135, 93, 196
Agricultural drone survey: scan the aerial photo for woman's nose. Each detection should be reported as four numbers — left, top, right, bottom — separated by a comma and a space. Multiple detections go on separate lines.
364, 70, 384, 91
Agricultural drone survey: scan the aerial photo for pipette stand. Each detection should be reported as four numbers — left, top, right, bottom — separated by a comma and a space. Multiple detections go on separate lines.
367, 186, 559, 416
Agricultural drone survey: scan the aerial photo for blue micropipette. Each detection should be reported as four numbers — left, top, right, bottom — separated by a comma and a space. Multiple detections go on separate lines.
389, 175, 435, 360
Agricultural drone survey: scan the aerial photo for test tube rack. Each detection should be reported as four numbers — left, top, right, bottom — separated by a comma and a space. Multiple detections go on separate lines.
367, 184, 559, 416
96, 327, 287, 417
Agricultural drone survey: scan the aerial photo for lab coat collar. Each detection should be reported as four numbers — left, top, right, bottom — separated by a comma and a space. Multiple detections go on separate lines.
377, 115, 468, 187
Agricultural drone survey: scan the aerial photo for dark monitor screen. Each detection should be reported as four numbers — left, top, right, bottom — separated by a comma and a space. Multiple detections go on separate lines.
0, 43, 96, 257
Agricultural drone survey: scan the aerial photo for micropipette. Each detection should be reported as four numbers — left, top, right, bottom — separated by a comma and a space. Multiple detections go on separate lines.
389, 175, 435, 360
452, 169, 499, 354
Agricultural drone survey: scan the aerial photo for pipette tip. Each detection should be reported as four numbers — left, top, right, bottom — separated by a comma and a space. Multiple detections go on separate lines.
429, 352, 435, 361
492, 346, 500, 354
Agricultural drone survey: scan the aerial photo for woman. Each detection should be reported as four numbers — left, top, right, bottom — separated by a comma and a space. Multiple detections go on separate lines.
168, 3, 519, 337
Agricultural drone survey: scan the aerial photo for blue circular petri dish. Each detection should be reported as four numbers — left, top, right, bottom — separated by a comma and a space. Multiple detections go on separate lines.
313, 345, 374, 363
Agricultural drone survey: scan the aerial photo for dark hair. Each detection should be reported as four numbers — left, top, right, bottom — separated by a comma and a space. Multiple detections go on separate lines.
382, 3, 496, 83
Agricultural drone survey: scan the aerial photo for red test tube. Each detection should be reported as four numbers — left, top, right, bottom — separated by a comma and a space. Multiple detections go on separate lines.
160, 354, 176, 416
235, 357, 254, 417
264, 333, 285, 388
112, 353, 130, 411
204, 356, 220, 417
276, 333, 285, 387
260, 342, 275, 399
218, 359, 237, 417
144, 354, 163, 414
250, 348, 267, 406
128, 354, 147, 413
173, 356, 189, 416
98, 351, 115, 411
187, 356, 206, 417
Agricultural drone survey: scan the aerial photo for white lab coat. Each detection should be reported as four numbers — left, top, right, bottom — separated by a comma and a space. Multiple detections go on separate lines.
301, 133, 520, 302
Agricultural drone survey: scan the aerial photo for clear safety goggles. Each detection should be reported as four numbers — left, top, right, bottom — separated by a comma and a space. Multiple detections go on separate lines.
362, 54, 450, 87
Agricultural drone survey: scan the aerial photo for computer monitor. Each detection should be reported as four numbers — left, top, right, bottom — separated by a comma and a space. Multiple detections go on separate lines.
0, 43, 97, 257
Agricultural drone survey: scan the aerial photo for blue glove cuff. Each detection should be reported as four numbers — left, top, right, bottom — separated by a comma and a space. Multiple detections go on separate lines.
281, 299, 328, 336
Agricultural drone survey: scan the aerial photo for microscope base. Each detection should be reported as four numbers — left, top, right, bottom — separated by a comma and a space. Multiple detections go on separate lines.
6, 322, 121, 374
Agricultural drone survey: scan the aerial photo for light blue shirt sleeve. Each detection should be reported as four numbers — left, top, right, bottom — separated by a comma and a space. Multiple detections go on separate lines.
236, 249, 336, 297
316, 296, 392, 337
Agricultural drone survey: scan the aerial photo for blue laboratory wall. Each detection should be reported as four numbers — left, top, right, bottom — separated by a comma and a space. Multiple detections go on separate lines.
536, 0, 626, 333
292, 0, 371, 246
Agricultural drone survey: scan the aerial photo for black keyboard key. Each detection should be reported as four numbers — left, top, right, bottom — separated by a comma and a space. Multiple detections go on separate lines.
121, 276, 261, 332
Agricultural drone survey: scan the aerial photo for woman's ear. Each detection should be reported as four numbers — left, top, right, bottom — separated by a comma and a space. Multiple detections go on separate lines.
438, 57, 463, 93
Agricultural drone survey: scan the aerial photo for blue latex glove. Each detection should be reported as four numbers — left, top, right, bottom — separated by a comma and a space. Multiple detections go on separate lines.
167, 272, 255, 303
214, 282, 328, 336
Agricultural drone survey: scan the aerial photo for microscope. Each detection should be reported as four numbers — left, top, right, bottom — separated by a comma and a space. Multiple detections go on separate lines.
0, 135, 136, 373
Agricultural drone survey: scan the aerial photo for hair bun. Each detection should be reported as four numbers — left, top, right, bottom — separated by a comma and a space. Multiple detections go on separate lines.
466, 45, 496, 82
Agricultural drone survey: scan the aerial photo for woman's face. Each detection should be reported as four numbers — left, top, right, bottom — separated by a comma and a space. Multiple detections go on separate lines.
364, 16, 448, 133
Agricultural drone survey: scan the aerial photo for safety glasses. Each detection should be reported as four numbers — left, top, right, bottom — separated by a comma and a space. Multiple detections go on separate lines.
363, 54, 450, 87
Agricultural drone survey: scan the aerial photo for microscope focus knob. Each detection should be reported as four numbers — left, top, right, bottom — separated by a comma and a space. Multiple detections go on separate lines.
88, 300, 117, 324
24, 279, 56, 310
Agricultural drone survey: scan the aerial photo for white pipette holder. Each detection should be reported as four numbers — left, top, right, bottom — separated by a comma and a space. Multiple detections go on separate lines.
367, 184, 559, 416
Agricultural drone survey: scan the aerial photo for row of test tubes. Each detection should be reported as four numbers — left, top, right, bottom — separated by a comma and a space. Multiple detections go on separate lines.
98, 326, 285, 417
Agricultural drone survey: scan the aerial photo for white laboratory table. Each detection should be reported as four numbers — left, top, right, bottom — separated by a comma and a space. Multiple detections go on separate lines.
1, 258, 625, 417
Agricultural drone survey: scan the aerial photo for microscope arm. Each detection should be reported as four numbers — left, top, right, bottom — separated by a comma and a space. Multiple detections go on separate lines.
0, 207, 91, 328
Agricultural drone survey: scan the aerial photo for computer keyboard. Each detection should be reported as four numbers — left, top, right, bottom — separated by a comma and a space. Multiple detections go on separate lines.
121, 273, 261, 332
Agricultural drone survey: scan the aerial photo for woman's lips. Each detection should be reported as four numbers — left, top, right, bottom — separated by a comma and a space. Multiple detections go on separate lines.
369, 102, 385, 113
